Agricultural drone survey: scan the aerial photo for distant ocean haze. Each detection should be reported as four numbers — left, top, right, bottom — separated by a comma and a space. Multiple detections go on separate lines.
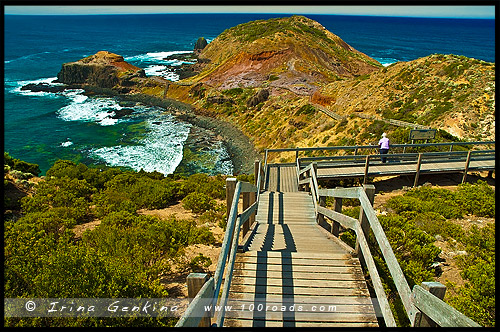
4, 14, 495, 175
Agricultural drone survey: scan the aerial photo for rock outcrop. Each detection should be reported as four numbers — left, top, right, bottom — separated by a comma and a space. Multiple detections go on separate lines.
247, 89, 269, 107
194, 37, 208, 53
56, 51, 146, 89
43, 16, 495, 165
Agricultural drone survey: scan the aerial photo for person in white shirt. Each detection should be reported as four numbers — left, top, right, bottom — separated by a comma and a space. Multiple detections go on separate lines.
378, 133, 390, 163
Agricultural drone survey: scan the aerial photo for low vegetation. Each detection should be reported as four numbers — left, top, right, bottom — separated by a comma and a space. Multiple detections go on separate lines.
4, 156, 227, 327
339, 181, 495, 327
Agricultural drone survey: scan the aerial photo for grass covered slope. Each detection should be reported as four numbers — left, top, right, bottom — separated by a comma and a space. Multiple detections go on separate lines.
189, 15, 382, 89
319, 54, 495, 141
164, 18, 495, 163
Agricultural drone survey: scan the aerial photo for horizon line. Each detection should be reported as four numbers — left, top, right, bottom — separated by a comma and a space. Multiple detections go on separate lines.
3, 5, 496, 20
4, 12, 496, 20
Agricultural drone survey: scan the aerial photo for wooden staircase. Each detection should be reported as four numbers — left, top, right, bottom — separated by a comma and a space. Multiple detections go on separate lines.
224, 168, 379, 327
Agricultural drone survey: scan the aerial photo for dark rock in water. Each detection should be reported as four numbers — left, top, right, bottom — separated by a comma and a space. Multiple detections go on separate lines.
164, 52, 197, 62
194, 37, 208, 52
20, 83, 68, 93
117, 100, 139, 107
110, 108, 135, 119
152, 121, 162, 125
247, 89, 270, 107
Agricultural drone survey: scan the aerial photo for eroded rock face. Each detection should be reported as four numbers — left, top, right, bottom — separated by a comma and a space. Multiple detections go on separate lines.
194, 37, 208, 52
247, 89, 269, 107
56, 51, 146, 89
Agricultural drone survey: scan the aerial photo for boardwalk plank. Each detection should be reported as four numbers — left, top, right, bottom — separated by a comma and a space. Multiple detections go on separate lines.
224, 319, 379, 327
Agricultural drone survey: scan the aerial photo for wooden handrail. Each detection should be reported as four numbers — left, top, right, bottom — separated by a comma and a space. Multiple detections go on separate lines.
266, 140, 495, 154
411, 285, 481, 327
298, 165, 481, 327
177, 179, 258, 327
358, 189, 415, 323
297, 149, 494, 165
174, 277, 215, 327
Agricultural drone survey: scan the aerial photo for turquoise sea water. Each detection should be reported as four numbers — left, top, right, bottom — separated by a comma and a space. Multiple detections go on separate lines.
3, 14, 495, 175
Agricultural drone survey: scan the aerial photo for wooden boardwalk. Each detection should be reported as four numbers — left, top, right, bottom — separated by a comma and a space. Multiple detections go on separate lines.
178, 144, 490, 328
224, 167, 378, 327
265, 164, 299, 192
315, 158, 495, 180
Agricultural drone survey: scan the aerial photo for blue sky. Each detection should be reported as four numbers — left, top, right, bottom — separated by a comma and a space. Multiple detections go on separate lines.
3, 5, 496, 19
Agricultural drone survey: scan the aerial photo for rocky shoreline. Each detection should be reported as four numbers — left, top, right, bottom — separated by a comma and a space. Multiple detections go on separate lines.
20, 49, 262, 176
116, 93, 261, 175
177, 112, 261, 175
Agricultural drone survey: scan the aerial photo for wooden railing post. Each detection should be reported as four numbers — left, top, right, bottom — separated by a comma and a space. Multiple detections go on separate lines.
187, 273, 211, 327
225, 178, 238, 260
413, 282, 447, 327
318, 195, 326, 227
332, 193, 342, 237
363, 155, 370, 184
226, 178, 237, 223
462, 150, 472, 184
242, 191, 250, 237
414, 153, 423, 187
355, 185, 375, 266
254, 160, 259, 184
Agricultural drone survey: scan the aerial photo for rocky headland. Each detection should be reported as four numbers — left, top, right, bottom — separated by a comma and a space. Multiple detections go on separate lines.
24, 15, 495, 170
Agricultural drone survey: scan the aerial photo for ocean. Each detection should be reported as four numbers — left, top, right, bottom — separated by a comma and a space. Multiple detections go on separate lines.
3, 14, 495, 175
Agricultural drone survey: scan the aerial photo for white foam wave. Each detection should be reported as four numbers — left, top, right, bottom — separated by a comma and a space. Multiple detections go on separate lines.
90, 116, 191, 175
61, 140, 73, 147
374, 57, 398, 67
212, 141, 234, 175
144, 65, 180, 81
146, 51, 192, 60
125, 50, 194, 80
57, 97, 122, 126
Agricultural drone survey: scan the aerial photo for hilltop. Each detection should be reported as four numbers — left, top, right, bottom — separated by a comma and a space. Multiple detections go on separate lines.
48, 15, 495, 166
189, 15, 382, 91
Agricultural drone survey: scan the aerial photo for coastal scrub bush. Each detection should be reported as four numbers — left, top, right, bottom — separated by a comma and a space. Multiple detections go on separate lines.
47, 159, 123, 189
295, 104, 316, 116
21, 177, 95, 223
388, 182, 495, 220
455, 180, 495, 217
446, 223, 495, 326
178, 173, 226, 199
189, 253, 212, 273
4, 152, 41, 176
182, 192, 216, 214
236, 173, 255, 184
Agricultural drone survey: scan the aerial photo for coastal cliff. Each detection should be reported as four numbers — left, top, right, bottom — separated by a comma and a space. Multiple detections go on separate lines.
56, 51, 146, 91
44, 15, 494, 166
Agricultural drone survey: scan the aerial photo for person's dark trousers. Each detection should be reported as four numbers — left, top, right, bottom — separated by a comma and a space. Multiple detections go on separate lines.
380, 149, 389, 163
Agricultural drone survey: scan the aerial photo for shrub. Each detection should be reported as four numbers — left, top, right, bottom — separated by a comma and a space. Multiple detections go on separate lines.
295, 104, 316, 116
182, 192, 216, 214
21, 177, 95, 223
4, 152, 41, 176
446, 223, 495, 326
189, 253, 212, 272
456, 180, 495, 217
